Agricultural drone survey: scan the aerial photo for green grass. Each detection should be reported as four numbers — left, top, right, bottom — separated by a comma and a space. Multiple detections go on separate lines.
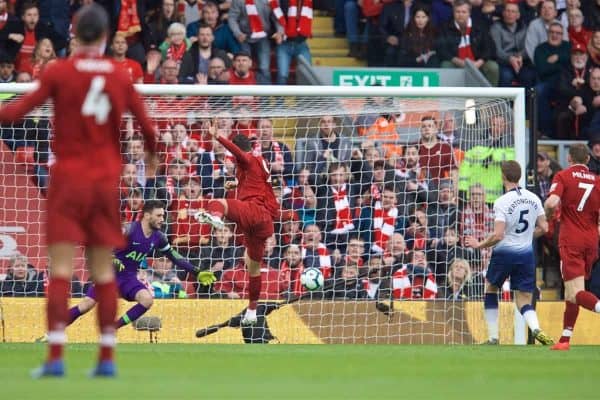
1, 344, 599, 400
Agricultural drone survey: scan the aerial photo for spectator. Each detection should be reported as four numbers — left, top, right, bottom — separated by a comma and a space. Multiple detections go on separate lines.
277, 209, 303, 248
7, 2, 63, 72
380, 0, 415, 67
160, 22, 192, 63
470, 0, 502, 29
519, 0, 541, 26
588, 133, 600, 174
157, 58, 180, 84
0, 52, 16, 83
301, 224, 333, 280
525, 0, 566, 63
438, 111, 463, 149
179, 23, 230, 84
16, 70, 32, 82
142, 48, 163, 83
390, 249, 438, 299
427, 179, 457, 239
122, 186, 144, 224
282, 244, 306, 296
127, 136, 147, 187
394, 145, 429, 216
432, 0, 454, 26
316, 162, 359, 246
490, 1, 536, 88
0, 0, 19, 58
558, 0, 580, 29
145, 256, 188, 299
331, 237, 367, 299
199, 224, 244, 295
536, 151, 560, 201
432, 227, 478, 284
582, 67, 600, 135
187, 1, 241, 55
417, 115, 457, 188
344, 0, 370, 60
437, 0, 499, 86
404, 207, 436, 251
362, 112, 403, 162
588, 31, 600, 68
297, 184, 318, 227
383, 232, 408, 267
439, 258, 476, 300
146, 0, 183, 50
256, 118, 294, 181
567, 7, 591, 49
228, 49, 256, 84
228, 0, 284, 84
295, 115, 352, 175
120, 163, 139, 207
554, 43, 592, 139
458, 114, 514, 203
398, 5, 440, 68
276, 0, 313, 84
205, 56, 230, 84
0, 253, 44, 297
359, 185, 403, 255
534, 21, 571, 137
583, 0, 600, 31
111, 33, 143, 83
459, 183, 494, 271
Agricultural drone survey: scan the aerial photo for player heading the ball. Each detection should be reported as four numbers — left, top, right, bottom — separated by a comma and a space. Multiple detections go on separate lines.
466, 160, 554, 345
0, 4, 158, 377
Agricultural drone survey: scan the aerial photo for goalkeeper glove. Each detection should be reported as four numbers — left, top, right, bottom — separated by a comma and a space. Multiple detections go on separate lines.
197, 270, 217, 287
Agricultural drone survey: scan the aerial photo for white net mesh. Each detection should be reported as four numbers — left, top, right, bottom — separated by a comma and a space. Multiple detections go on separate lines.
0, 88, 523, 344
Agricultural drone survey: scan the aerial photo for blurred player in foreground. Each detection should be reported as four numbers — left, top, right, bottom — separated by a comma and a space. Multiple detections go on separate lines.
0, 4, 157, 377
195, 131, 279, 326
466, 161, 554, 345
545, 144, 600, 350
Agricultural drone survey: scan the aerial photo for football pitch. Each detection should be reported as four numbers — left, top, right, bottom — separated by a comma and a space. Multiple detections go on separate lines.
1, 344, 598, 400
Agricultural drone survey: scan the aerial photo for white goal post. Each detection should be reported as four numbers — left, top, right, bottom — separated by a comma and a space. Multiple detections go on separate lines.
0, 84, 530, 345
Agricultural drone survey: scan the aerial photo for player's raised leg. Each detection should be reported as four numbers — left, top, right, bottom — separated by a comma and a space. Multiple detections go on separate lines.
514, 290, 553, 345
87, 246, 118, 377
31, 243, 75, 378
483, 282, 500, 345
196, 198, 227, 229
115, 288, 153, 329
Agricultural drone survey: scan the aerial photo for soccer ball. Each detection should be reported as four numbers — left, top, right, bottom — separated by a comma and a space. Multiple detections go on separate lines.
300, 267, 324, 291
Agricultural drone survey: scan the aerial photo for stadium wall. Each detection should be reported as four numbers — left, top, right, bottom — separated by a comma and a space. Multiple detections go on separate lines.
2, 299, 600, 344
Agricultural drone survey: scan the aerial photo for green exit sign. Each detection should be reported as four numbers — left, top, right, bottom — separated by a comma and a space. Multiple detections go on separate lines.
333, 69, 440, 87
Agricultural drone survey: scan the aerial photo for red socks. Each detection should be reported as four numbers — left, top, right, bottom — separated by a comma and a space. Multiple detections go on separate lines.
207, 201, 225, 219
46, 277, 70, 362
248, 275, 261, 311
95, 280, 117, 362
575, 291, 600, 312
559, 301, 579, 344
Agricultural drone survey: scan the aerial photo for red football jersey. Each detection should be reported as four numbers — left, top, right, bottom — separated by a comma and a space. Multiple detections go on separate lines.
549, 164, 600, 247
0, 53, 156, 182
217, 136, 280, 220
115, 58, 144, 83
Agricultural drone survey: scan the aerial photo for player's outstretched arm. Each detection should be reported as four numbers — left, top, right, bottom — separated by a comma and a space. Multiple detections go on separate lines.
534, 215, 549, 239
465, 221, 506, 249
208, 127, 251, 167
544, 194, 561, 220
0, 80, 52, 123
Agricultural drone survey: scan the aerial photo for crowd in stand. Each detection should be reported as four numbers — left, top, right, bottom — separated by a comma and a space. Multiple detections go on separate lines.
4, 0, 600, 301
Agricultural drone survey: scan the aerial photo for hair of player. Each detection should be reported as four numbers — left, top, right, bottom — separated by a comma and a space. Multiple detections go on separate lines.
75, 4, 109, 45
232, 134, 252, 152
501, 160, 521, 183
568, 142, 590, 164
142, 199, 165, 214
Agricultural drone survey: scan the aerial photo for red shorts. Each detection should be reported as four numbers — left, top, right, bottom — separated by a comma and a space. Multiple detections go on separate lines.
46, 178, 124, 248
559, 245, 598, 281
226, 199, 274, 262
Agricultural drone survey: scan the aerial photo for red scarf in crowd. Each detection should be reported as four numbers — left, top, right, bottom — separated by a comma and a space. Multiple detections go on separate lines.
0, 12, 7, 30
166, 41, 187, 63
391, 266, 437, 299
371, 201, 398, 254
284, 0, 313, 38
117, 0, 141, 37
332, 184, 355, 232
245, 0, 312, 39
456, 18, 475, 60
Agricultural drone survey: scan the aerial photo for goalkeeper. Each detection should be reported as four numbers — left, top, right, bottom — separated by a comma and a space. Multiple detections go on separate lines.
64, 200, 215, 329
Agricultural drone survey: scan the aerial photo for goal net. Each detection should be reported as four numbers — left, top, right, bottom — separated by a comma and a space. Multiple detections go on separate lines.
0, 85, 527, 344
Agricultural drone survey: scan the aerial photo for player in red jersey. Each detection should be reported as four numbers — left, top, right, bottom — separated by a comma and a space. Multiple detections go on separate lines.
0, 4, 157, 376
544, 143, 600, 350
195, 130, 279, 325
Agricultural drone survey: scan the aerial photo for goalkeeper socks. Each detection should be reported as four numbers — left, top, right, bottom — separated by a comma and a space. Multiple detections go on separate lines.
519, 304, 540, 332
116, 303, 149, 329
559, 301, 579, 343
95, 280, 117, 362
207, 201, 225, 219
484, 293, 499, 340
248, 275, 261, 311
575, 291, 600, 312
67, 306, 82, 325
46, 277, 70, 361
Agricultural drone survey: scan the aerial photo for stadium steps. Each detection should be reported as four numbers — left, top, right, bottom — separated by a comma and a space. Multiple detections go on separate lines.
307, 16, 366, 67
541, 289, 561, 301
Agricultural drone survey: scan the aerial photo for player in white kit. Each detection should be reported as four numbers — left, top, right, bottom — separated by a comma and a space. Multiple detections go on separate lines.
466, 161, 554, 345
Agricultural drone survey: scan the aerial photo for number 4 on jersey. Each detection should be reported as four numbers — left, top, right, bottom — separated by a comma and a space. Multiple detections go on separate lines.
81, 76, 111, 124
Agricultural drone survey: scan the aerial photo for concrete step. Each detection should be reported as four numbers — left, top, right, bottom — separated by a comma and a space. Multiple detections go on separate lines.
540, 289, 561, 301
308, 36, 348, 49
312, 56, 366, 67
311, 48, 349, 57
312, 16, 333, 31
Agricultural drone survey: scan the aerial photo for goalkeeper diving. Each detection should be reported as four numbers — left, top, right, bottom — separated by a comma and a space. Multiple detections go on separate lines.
55, 200, 215, 331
